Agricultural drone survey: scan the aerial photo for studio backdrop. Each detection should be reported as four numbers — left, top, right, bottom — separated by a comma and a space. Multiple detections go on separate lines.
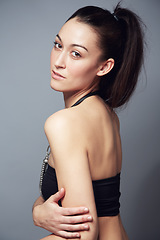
0, 0, 159, 239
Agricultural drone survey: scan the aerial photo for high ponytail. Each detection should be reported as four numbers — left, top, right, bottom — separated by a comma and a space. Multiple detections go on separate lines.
67, 3, 145, 108
103, 3, 145, 108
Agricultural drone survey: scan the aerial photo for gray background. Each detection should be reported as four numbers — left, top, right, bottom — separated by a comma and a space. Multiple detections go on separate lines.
0, 0, 159, 239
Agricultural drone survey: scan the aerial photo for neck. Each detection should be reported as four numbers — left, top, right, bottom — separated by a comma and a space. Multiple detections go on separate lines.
63, 88, 99, 108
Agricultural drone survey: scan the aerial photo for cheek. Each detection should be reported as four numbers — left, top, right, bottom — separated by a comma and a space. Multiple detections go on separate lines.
68, 61, 98, 79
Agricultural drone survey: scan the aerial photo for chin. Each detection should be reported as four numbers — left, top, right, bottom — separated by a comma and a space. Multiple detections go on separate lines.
50, 84, 61, 92
50, 79, 66, 93
50, 78, 83, 94
50, 78, 60, 91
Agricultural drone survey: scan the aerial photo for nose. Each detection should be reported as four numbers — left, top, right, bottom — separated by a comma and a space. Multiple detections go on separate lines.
54, 51, 66, 69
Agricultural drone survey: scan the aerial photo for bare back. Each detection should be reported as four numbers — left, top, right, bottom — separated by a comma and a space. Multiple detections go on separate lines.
80, 95, 122, 180
47, 95, 128, 240
76, 96, 127, 240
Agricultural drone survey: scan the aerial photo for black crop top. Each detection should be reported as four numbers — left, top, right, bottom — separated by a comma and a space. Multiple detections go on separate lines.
41, 164, 121, 217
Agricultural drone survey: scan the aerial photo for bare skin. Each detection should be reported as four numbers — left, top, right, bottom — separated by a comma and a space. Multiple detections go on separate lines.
41, 95, 129, 240
34, 18, 129, 240
32, 188, 93, 238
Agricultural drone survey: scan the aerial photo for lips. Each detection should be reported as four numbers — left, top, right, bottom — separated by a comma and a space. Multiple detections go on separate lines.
52, 70, 65, 80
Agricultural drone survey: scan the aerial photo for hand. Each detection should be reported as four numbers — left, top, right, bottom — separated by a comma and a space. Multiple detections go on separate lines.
33, 188, 93, 238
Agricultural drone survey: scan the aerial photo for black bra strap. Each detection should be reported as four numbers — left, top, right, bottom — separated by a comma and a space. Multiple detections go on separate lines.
71, 91, 99, 107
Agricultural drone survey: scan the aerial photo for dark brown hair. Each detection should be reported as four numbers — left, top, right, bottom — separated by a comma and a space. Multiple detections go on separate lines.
67, 3, 145, 108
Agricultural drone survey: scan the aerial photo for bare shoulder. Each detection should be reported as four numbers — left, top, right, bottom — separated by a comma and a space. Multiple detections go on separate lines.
44, 109, 69, 133
44, 108, 82, 140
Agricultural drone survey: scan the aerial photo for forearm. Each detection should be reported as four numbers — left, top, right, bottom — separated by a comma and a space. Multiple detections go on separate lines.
40, 218, 98, 240
41, 231, 98, 240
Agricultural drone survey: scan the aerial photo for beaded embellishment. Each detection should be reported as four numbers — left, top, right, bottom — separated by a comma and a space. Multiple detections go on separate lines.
39, 145, 50, 194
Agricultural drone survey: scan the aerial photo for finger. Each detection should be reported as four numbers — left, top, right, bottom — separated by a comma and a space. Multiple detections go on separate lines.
61, 214, 93, 224
60, 223, 90, 232
49, 188, 65, 203
58, 231, 80, 239
62, 206, 89, 216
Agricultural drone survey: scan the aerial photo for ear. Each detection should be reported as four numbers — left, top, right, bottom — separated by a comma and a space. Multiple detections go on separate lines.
97, 58, 115, 77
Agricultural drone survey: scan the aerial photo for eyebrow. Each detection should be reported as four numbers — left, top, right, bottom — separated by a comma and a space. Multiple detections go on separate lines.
56, 34, 88, 52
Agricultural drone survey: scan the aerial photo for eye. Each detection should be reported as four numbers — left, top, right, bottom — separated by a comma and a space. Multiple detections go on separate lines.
53, 41, 62, 50
71, 51, 81, 58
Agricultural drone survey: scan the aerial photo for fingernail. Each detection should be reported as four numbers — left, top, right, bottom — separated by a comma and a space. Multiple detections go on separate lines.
84, 207, 88, 212
76, 233, 80, 238
84, 224, 89, 229
88, 216, 92, 220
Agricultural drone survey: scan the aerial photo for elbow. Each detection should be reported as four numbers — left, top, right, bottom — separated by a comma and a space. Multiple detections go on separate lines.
91, 218, 99, 240
88, 224, 99, 240
92, 214, 99, 239
93, 220, 99, 240
81, 217, 99, 240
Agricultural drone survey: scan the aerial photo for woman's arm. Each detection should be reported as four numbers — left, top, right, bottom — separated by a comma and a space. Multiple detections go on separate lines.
44, 111, 99, 240
32, 188, 93, 238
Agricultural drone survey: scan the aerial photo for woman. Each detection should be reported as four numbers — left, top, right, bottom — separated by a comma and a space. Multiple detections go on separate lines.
32, 3, 144, 240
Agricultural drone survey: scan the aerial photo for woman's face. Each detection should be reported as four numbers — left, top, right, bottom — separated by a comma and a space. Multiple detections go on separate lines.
50, 18, 103, 94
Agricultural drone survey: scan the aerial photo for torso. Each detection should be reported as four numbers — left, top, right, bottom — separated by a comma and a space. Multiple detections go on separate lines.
47, 94, 128, 240
49, 95, 122, 176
